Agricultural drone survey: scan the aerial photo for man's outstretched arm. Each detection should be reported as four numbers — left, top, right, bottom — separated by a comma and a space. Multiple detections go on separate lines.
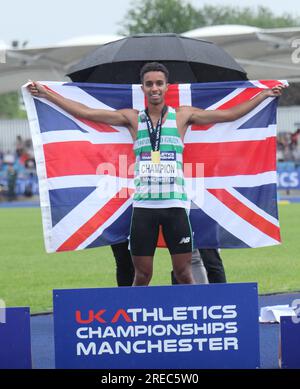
27, 81, 133, 127
187, 85, 286, 125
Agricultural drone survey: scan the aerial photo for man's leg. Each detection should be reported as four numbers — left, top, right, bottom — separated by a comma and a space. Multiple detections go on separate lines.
199, 249, 227, 283
171, 252, 195, 284
110, 242, 134, 286
191, 249, 209, 284
130, 208, 159, 286
132, 255, 154, 286
162, 208, 195, 285
171, 249, 208, 284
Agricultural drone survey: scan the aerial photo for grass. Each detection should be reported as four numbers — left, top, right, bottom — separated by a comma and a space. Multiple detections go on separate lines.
0, 204, 300, 313
221, 203, 300, 294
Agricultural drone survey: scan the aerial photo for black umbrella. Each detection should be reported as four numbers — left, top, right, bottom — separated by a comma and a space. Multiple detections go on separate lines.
67, 33, 247, 83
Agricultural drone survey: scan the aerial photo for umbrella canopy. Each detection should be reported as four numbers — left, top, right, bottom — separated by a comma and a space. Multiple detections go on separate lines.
67, 33, 247, 83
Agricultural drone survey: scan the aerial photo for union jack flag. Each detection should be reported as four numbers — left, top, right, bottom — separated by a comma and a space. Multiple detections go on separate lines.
22, 80, 286, 252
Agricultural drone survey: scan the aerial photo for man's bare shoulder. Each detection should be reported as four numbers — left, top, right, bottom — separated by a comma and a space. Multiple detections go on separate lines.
118, 108, 139, 121
117, 108, 139, 136
114, 107, 136, 120
175, 106, 203, 122
119, 108, 139, 115
176, 106, 204, 113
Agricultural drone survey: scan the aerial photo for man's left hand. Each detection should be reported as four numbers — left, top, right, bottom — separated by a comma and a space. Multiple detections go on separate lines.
265, 84, 287, 97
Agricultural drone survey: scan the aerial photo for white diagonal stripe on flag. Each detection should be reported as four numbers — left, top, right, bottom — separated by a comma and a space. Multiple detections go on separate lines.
226, 187, 279, 226
41, 129, 133, 144
197, 189, 280, 247
77, 197, 133, 250
203, 171, 277, 188
47, 175, 134, 190
50, 176, 126, 251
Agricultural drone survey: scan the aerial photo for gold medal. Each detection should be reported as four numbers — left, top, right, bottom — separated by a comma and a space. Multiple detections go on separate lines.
151, 150, 160, 163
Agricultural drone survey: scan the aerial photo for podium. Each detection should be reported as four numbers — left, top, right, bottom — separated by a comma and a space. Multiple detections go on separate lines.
0, 307, 32, 369
281, 315, 300, 368
53, 283, 260, 369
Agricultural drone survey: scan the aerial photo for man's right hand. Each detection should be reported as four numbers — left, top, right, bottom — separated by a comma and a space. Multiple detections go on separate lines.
27, 81, 48, 98
26, 80, 137, 137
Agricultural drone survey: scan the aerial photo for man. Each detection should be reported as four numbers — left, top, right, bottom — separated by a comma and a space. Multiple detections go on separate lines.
28, 62, 284, 287
110, 241, 135, 286
114, 243, 209, 286
197, 249, 226, 283
6, 163, 18, 201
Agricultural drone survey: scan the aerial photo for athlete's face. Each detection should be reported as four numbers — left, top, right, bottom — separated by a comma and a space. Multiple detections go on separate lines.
141, 71, 169, 105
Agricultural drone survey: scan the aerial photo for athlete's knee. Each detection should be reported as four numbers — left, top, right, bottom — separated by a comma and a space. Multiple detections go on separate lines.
133, 264, 153, 285
173, 267, 195, 285
133, 270, 152, 286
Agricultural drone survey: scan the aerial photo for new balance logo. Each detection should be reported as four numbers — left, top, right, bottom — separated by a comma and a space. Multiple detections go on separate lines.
179, 237, 191, 244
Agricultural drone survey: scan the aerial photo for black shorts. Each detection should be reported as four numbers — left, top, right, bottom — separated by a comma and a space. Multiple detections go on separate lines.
130, 207, 193, 256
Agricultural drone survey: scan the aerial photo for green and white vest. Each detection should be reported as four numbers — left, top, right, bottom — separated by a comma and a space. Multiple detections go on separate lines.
133, 107, 188, 208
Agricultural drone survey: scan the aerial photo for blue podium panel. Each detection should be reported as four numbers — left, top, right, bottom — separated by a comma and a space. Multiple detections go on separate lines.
281, 316, 300, 369
0, 307, 32, 369
53, 283, 260, 369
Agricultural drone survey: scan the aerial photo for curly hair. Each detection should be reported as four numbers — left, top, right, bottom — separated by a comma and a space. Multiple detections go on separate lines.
140, 62, 169, 83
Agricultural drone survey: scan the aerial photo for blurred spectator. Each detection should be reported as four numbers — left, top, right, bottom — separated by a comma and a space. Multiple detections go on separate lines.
3, 152, 15, 165
277, 130, 300, 162
7, 163, 17, 201
292, 147, 300, 161
24, 158, 36, 172
0, 141, 38, 200
0, 183, 4, 201
15, 135, 25, 157
0, 150, 3, 170
24, 138, 33, 154
290, 128, 300, 149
